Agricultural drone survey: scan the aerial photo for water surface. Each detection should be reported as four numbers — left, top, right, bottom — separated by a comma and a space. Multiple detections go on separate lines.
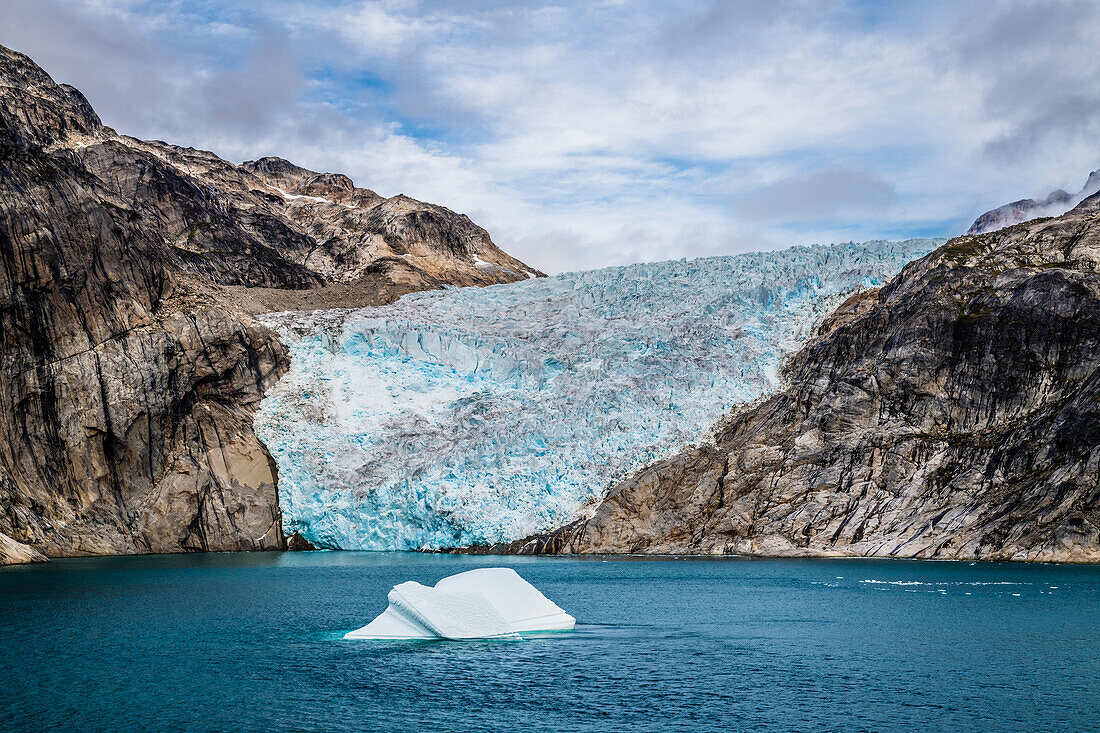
2, 553, 1097, 731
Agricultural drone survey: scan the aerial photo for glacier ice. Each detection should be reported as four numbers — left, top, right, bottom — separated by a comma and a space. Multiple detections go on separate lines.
255, 239, 941, 550
343, 568, 575, 640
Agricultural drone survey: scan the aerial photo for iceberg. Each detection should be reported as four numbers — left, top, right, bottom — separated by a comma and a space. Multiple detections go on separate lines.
256, 239, 942, 550
344, 568, 575, 640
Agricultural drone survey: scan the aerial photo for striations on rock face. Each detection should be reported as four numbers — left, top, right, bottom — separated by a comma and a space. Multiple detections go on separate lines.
0, 44, 540, 564
488, 199, 1100, 562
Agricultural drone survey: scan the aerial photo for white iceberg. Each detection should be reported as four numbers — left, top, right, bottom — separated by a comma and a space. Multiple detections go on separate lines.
344, 568, 575, 640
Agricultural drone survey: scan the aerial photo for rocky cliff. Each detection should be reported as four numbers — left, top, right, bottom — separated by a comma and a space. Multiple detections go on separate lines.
0, 45, 539, 564
492, 199, 1100, 562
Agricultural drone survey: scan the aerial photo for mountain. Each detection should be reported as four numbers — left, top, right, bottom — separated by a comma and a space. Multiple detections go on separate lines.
967, 169, 1100, 235
6, 39, 1096, 567
0, 45, 539, 564
490, 195, 1100, 562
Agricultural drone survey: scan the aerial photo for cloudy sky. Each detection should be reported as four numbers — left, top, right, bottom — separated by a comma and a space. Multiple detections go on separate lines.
3, 0, 1099, 273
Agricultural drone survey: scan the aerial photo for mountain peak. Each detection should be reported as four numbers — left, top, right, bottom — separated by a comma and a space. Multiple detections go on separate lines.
0, 43, 103, 150
968, 168, 1100, 235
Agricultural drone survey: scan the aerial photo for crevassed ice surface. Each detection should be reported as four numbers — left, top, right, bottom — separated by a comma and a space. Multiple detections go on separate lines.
255, 239, 940, 550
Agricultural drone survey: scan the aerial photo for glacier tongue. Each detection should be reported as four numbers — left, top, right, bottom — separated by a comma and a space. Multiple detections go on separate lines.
255, 239, 940, 550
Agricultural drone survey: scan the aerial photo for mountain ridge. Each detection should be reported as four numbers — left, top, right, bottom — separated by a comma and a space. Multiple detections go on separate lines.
968, 169, 1100, 235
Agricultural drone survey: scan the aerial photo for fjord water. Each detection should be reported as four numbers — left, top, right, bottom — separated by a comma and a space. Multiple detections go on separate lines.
2, 554, 1097, 732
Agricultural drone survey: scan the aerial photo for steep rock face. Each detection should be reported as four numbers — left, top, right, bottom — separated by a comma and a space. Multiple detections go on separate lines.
967, 169, 1100, 235
0, 48, 287, 563
494, 202, 1100, 562
0, 45, 539, 564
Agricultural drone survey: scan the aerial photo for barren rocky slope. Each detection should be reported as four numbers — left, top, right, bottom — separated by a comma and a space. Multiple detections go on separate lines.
0, 45, 538, 564
491, 202, 1100, 562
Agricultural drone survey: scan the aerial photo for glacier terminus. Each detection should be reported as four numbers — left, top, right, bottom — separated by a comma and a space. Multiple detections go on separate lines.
254, 239, 941, 550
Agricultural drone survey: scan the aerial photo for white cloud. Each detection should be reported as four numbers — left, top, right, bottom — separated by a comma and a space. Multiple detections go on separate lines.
3, 0, 1100, 272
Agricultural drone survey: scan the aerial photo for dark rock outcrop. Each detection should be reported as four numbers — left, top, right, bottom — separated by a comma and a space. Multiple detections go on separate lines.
0, 45, 539, 564
488, 200, 1100, 562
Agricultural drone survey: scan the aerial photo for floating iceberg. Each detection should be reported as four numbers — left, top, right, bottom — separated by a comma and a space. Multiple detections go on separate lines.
256, 239, 941, 550
344, 568, 575, 640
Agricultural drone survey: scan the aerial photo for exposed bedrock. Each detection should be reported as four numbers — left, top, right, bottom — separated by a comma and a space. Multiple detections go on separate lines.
488, 201, 1100, 562
0, 44, 539, 564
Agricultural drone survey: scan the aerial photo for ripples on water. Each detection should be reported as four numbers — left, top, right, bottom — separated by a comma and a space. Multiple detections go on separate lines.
2, 553, 1098, 732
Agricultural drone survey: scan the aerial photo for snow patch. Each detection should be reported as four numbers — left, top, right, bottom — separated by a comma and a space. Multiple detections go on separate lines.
269, 185, 356, 209
269, 185, 331, 204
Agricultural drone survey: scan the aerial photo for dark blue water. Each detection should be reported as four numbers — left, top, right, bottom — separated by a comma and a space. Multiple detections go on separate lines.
2, 553, 1098, 732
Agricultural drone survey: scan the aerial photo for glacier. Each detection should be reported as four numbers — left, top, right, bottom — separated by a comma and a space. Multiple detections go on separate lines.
255, 239, 941, 550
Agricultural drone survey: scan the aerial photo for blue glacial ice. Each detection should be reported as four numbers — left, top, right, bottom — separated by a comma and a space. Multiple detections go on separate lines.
254, 239, 941, 550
